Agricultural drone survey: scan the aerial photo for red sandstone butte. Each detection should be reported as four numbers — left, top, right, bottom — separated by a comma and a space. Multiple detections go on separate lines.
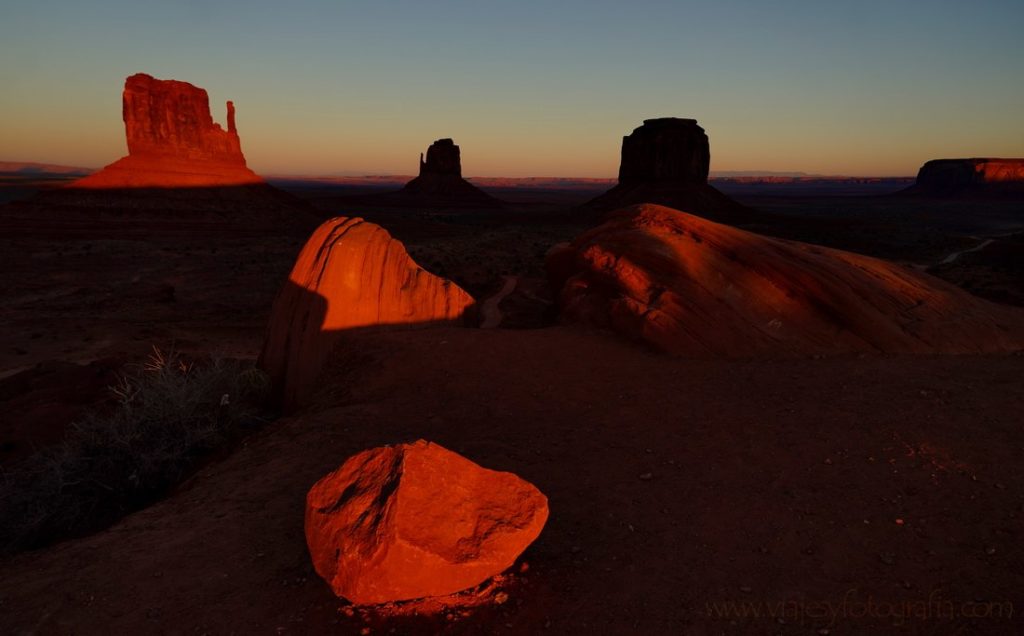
583, 118, 753, 223
258, 217, 475, 409
305, 440, 549, 605
399, 138, 501, 205
549, 203, 1024, 356
72, 73, 262, 188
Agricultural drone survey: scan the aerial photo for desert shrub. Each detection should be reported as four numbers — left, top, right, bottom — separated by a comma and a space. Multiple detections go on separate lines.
0, 347, 272, 553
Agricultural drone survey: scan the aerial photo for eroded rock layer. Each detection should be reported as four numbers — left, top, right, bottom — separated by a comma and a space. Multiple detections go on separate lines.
305, 440, 549, 605
259, 217, 476, 408
549, 204, 1024, 356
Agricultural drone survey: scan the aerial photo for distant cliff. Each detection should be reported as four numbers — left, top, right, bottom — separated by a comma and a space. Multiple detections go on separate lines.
906, 158, 1024, 197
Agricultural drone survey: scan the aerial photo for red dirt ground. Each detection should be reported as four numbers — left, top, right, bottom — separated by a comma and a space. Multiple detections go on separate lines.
1, 326, 1021, 634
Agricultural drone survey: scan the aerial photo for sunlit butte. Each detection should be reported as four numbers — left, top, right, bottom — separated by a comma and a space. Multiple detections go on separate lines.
2, 1, 1023, 177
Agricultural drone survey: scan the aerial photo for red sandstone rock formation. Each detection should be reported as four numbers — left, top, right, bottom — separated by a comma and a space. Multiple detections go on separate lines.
259, 217, 476, 408
305, 440, 549, 605
399, 138, 501, 205
906, 158, 1024, 197
618, 117, 710, 185
584, 119, 754, 224
549, 203, 1024, 356
72, 73, 261, 188
419, 137, 463, 177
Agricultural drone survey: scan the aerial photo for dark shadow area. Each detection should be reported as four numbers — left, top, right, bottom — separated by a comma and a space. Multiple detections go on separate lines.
258, 279, 480, 412
0, 349, 274, 554
0, 183, 322, 238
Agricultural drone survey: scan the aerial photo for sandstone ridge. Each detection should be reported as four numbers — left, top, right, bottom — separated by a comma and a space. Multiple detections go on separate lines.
549, 203, 1024, 356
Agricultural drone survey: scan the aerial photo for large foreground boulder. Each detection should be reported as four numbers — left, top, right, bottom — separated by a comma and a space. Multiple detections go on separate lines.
259, 217, 475, 408
583, 118, 754, 224
549, 204, 1024, 356
306, 440, 549, 605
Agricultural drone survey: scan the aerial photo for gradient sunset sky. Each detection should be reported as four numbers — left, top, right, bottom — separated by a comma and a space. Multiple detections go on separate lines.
2, 0, 1022, 177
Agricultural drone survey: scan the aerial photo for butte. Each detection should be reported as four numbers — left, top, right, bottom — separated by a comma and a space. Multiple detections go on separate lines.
18, 73, 318, 234
582, 118, 755, 225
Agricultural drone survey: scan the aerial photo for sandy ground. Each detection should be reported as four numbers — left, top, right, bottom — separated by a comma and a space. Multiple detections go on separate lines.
1, 183, 1022, 634
1, 326, 1022, 635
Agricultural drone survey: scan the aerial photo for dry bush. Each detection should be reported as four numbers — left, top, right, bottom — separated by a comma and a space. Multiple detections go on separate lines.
0, 347, 272, 553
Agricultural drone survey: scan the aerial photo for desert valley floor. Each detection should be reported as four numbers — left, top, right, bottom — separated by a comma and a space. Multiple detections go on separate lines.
1, 178, 1023, 635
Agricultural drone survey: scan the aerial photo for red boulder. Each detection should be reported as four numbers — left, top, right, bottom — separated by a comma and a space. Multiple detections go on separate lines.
305, 440, 549, 605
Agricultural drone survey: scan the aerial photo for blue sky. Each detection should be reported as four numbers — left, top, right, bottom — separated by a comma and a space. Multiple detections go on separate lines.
1, 0, 1022, 176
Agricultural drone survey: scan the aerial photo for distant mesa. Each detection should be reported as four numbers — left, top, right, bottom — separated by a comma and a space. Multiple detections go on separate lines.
397, 138, 502, 206
259, 216, 476, 409
584, 118, 755, 224
548, 203, 1024, 356
72, 73, 262, 188
904, 158, 1024, 197
305, 439, 548, 605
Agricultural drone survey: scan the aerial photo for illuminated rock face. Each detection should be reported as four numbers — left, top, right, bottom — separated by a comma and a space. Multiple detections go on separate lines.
911, 158, 1024, 195
305, 440, 549, 605
584, 119, 752, 223
549, 203, 1024, 355
72, 73, 261, 188
259, 217, 475, 409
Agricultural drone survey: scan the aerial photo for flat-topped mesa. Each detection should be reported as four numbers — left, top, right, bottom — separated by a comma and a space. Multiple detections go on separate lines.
72, 73, 262, 188
419, 138, 462, 177
583, 117, 753, 224
909, 158, 1024, 196
619, 118, 710, 185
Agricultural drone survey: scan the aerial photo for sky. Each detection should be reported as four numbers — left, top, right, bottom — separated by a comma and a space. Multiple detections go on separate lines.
1, 0, 1022, 177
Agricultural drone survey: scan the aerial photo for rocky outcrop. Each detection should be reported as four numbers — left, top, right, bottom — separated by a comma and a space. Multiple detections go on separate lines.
72, 73, 261, 188
584, 119, 754, 224
305, 440, 548, 605
259, 217, 476, 409
398, 138, 501, 206
906, 158, 1024, 197
549, 203, 1024, 356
